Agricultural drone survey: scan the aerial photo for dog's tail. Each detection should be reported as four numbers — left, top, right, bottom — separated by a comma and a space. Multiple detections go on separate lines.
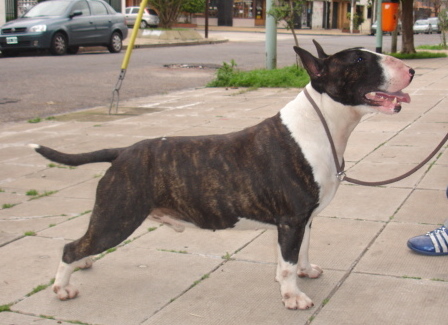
29, 144, 124, 166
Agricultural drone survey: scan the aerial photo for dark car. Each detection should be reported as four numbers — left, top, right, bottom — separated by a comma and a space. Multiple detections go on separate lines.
0, 0, 128, 56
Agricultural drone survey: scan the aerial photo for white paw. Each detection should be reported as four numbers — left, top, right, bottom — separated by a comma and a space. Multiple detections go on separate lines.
282, 291, 314, 310
53, 284, 79, 300
298, 264, 323, 279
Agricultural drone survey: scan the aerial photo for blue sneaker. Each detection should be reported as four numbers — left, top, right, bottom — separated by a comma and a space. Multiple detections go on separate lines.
407, 225, 448, 256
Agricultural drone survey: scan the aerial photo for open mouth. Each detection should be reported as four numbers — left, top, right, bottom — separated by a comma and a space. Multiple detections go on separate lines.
364, 91, 411, 113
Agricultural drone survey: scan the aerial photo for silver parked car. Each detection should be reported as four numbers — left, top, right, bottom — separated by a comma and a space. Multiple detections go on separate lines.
413, 19, 433, 34
125, 7, 159, 29
0, 0, 128, 56
428, 17, 441, 33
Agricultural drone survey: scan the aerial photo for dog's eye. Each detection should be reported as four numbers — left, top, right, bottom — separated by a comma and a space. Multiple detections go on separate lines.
356, 57, 364, 63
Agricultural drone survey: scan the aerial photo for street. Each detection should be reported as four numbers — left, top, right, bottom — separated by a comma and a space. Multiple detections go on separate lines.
0, 32, 443, 124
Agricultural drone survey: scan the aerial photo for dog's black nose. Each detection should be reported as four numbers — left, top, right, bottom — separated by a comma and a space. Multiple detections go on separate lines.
409, 68, 415, 76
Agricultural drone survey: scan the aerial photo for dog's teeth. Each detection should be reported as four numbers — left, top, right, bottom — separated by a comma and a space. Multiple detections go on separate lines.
392, 97, 397, 104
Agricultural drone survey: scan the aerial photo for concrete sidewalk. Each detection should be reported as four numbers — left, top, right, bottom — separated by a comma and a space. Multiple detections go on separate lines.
0, 56, 447, 324
121, 26, 362, 49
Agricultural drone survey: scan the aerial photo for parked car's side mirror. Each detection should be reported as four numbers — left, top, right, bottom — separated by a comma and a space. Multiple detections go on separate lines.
69, 10, 83, 19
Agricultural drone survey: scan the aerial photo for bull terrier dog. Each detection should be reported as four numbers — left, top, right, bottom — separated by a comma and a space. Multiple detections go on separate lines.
30, 41, 414, 309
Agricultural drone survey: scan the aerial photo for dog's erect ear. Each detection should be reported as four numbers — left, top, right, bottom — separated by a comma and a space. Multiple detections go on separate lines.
293, 46, 324, 79
312, 39, 329, 59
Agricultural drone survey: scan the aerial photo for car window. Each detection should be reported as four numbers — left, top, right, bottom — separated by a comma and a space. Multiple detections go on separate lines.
89, 1, 108, 15
148, 9, 158, 16
23, 1, 71, 17
71, 0, 90, 16
125, 8, 131, 14
131, 8, 139, 14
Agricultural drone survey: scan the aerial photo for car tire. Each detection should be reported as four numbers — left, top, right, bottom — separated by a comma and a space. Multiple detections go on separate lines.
140, 20, 148, 29
107, 31, 122, 53
67, 46, 79, 54
50, 32, 67, 55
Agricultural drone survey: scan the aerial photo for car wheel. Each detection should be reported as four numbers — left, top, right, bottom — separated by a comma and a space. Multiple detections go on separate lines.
67, 46, 79, 54
140, 20, 148, 29
50, 32, 67, 55
107, 32, 122, 53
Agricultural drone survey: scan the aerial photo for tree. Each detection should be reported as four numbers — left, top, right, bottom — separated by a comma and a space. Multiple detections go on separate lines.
149, 0, 186, 29
181, 0, 205, 23
269, 0, 306, 66
400, 0, 416, 54
269, 0, 305, 48
439, 10, 448, 49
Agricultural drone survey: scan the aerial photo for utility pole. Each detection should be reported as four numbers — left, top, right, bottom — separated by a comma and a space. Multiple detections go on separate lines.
375, 0, 383, 53
265, 0, 277, 69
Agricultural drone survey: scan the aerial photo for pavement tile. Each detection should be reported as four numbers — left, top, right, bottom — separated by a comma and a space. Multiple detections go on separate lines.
0, 236, 67, 305
0, 146, 38, 163
234, 217, 384, 272
0, 190, 28, 206
131, 225, 263, 257
417, 164, 448, 191
0, 196, 94, 219
0, 232, 21, 247
362, 143, 439, 165
354, 117, 412, 133
392, 189, 447, 224
0, 215, 69, 237
320, 185, 412, 221
354, 222, 447, 281
344, 131, 395, 162
52, 177, 100, 200
434, 147, 448, 165
39, 214, 158, 242
0, 312, 74, 325
84, 123, 187, 138
170, 126, 242, 136
311, 273, 448, 325
344, 161, 426, 188
2, 166, 100, 192
143, 261, 345, 325
12, 247, 224, 325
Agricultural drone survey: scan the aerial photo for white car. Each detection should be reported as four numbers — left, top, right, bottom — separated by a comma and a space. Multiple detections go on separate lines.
125, 7, 159, 29
413, 19, 433, 34
428, 17, 441, 33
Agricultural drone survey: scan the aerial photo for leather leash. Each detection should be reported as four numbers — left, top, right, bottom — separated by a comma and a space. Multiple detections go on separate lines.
303, 88, 448, 186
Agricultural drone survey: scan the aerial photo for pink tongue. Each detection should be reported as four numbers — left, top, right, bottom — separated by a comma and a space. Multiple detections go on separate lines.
366, 91, 411, 103
388, 91, 411, 103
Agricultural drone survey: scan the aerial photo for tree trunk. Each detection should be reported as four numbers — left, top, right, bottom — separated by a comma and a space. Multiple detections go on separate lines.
400, 0, 416, 54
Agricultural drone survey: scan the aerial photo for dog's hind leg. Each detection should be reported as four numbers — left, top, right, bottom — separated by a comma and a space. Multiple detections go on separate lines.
298, 217, 323, 279
275, 214, 314, 310
53, 166, 152, 300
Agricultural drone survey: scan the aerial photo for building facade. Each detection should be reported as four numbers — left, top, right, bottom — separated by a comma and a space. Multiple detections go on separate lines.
192, 0, 373, 33
0, 0, 445, 32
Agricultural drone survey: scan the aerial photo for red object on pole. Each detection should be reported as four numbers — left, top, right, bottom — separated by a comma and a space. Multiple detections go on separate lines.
382, 0, 399, 32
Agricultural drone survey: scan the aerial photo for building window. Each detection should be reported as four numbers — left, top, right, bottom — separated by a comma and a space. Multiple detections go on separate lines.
234, 1, 254, 18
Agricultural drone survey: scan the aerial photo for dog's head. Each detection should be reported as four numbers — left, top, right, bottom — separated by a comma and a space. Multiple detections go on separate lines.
294, 41, 414, 114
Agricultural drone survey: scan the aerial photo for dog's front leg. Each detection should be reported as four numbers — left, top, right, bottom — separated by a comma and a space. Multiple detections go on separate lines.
298, 217, 323, 279
276, 219, 314, 310
53, 256, 93, 300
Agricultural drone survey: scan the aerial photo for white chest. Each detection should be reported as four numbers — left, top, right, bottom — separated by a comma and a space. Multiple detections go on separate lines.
279, 92, 345, 214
